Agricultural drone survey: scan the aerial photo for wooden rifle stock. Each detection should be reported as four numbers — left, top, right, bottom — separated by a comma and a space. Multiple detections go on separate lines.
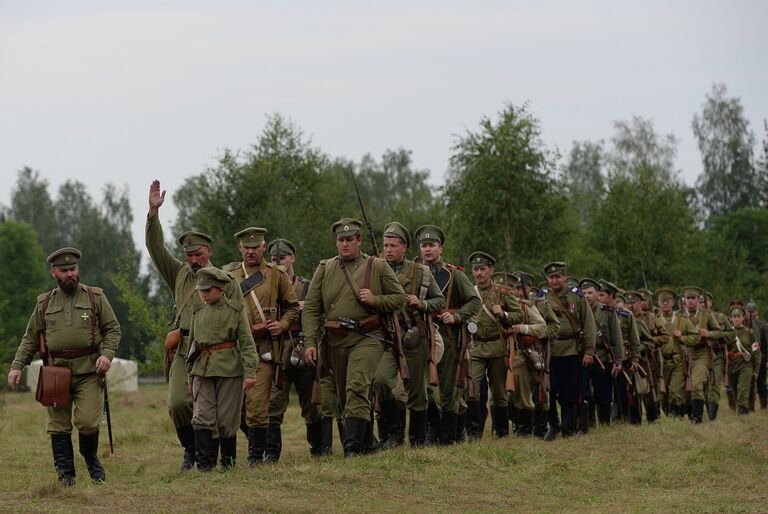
391, 313, 410, 382
426, 314, 439, 387
310, 338, 324, 405
657, 348, 667, 394
505, 335, 516, 393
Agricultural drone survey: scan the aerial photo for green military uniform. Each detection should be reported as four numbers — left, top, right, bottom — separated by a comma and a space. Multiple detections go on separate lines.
302, 218, 406, 457
726, 308, 762, 414
543, 262, 596, 439
628, 291, 663, 423
613, 295, 642, 424
186, 267, 259, 471
11, 247, 120, 485
146, 214, 242, 469
529, 281, 561, 437
264, 238, 324, 461
509, 296, 548, 435
222, 227, 300, 466
657, 307, 699, 417
466, 252, 524, 439
374, 222, 445, 448
703, 292, 736, 420
414, 224, 481, 445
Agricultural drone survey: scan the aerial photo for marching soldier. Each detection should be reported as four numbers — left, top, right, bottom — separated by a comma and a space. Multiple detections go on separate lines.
222, 228, 300, 465
302, 218, 406, 457
373, 222, 445, 448
627, 291, 665, 423
635, 289, 671, 420
613, 290, 642, 424
146, 180, 242, 470
466, 252, 524, 439
186, 268, 258, 471
542, 262, 596, 440
7, 247, 121, 485
702, 291, 735, 420
726, 306, 763, 415
264, 238, 324, 461
414, 225, 481, 445
745, 302, 767, 409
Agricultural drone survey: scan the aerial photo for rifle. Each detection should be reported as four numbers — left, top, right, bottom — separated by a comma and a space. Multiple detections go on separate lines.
644, 355, 659, 404
505, 332, 516, 393
723, 342, 730, 388
350, 171, 380, 256
101, 376, 114, 454
310, 335, 324, 406
273, 238, 285, 390
657, 347, 667, 394
460, 322, 477, 398
537, 339, 550, 403
425, 314, 439, 387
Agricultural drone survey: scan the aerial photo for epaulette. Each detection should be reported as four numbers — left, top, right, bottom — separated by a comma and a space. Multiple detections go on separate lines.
601, 304, 615, 313
445, 263, 457, 269
223, 297, 242, 312
266, 262, 287, 273
85, 285, 103, 295
192, 303, 206, 314
569, 286, 584, 297
222, 262, 240, 272
318, 259, 329, 266
37, 290, 55, 302
495, 285, 514, 296
616, 308, 631, 318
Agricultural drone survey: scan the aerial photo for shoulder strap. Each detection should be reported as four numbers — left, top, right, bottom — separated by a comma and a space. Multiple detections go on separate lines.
173, 281, 199, 327
87, 287, 98, 347
38, 290, 55, 366
364, 256, 374, 289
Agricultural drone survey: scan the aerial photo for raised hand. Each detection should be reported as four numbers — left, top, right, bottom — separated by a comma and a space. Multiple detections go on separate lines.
148, 180, 166, 217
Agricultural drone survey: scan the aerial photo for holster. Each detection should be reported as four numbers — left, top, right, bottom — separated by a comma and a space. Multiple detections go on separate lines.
36, 365, 72, 408
359, 314, 381, 333
251, 322, 270, 340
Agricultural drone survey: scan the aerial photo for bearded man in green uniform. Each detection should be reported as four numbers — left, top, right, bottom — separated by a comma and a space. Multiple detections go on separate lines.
146, 180, 243, 470
373, 222, 445, 448
302, 218, 406, 457
222, 227, 300, 466
414, 225, 481, 445
465, 252, 524, 439
8, 247, 121, 486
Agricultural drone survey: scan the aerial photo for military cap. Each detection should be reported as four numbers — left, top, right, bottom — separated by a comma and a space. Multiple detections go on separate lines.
47, 247, 81, 269
579, 277, 600, 291
682, 286, 704, 299
599, 279, 620, 296
513, 271, 534, 287
267, 238, 295, 257
729, 298, 744, 309
566, 277, 579, 289
468, 251, 495, 267
383, 222, 411, 247
638, 288, 654, 301
729, 306, 746, 317
703, 290, 713, 301
492, 271, 519, 287
196, 267, 230, 290
655, 288, 677, 302
178, 231, 213, 252
624, 290, 643, 304
414, 225, 445, 245
332, 218, 362, 237
235, 227, 267, 248
615, 292, 626, 304
537, 280, 548, 290
543, 261, 566, 277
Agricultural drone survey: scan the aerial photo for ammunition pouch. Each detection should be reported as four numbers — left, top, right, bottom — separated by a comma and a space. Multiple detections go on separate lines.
517, 334, 537, 347
251, 322, 270, 340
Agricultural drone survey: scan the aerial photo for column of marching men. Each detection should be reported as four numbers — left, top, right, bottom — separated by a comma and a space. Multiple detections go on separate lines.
7, 179, 768, 485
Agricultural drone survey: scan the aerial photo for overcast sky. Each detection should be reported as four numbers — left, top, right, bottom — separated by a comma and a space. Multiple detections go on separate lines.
1, 0, 766, 261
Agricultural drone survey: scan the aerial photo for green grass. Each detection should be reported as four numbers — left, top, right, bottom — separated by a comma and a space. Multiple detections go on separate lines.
1, 384, 766, 513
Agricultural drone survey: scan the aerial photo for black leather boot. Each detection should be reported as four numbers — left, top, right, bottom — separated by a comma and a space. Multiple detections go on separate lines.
247, 426, 267, 466
438, 411, 457, 445
78, 432, 105, 482
508, 404, 518, 432
645, 399, 659, 423
379, 398, 404, 449
320, 417, 334, 456
409, 409, 427, 447
220, 437, 237, 470
455, 412, 468, 443
737, 405, 749, 416
343, 416, 368, 458
424, 400, 441, 445
544, 406, 560, 442
265, 423, 282, 463
588, 399, 597, 428
533, 409, 548, 439
561, 404, 576, 438
466, 401, 484, 441
691, 399, 704, 424
176, 425, 196, 471
307, 422, 324, 457
337, 418, 345, 448
597, 404, 612, 426
494, 406, 509, 438
759, 392, 767, 410
51, 434, 76, 487
376, 412, 388, 446
513, 409, 533, 437
194, 429, 215, 472
707, 402, 719, 422
577, 401, 590, 435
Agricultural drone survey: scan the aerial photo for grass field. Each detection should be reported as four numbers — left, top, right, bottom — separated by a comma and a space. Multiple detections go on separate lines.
1, 383, 766, 513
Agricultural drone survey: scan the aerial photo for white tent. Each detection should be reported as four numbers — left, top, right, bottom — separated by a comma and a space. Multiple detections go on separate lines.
26, 357, 139, 393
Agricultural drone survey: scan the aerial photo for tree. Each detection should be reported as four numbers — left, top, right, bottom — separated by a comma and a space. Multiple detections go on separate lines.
10, 167, 58, 251
0, 220, 48, 384
756, 120, 768, 208
561, 140, 605, 226
609, 116, 679, 185
693, 83, 757, 217
443, 102, 576, 271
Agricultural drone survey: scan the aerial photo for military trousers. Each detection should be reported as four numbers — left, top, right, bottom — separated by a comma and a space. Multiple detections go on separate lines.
706, 351, 725, 404
549, 355, 581, 407
583, 361, 613, 408
690, 350, 710, 402
667, 357, 687, 408
374, 337, 428, 412
511, 353, 537, 410
268, 345, 320, 425
328, 338, 385, 419
319, 375, 341, 419
728, 358, 753, 409
192, 375, 243, 438
434, 324, 461, 414
47, 372, 102, 435
244, 360, 274, 428
470, 355, 507, 408
168, 342, 194, 429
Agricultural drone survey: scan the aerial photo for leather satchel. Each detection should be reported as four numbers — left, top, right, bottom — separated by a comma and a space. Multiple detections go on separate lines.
36, 363, 72, 408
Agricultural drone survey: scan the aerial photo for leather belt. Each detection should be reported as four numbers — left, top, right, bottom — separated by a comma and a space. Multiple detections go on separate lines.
475, 335, 502, 343
201, 341, 237, 353
50, 347, 98, 359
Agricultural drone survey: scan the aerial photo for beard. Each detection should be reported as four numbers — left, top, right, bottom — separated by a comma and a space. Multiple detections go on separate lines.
190, 263, 203, 273
58, 276, 79, 294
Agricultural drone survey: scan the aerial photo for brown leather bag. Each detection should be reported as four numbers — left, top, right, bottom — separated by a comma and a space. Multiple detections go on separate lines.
35, 292, 72, 408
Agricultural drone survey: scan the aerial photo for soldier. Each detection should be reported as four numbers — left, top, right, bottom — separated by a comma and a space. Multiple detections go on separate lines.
507, 272, 548, 436
146, 180, 242, 470
373, 222, 445, 448
414, 225, 481, 445
702, 291, 735, 420
745, 302, 767, 409
186, 267, 259, 471
302, 218, 406, 457
542, 262, 596, 440
680, 286, 727, 423
465, 252, 524, 439
263, 238, 323, 461
627, 291, 667, 423
656, 288, 697, 417
222, 228, 300, 466
612, 289, 642, 424
7, 247, 121, 486
636, 289, 671, 419
583, 279, 624, 428
727, 306, 763, 415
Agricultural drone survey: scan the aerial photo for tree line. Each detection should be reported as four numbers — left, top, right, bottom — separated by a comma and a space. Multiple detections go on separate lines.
2, 83, 767, 380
